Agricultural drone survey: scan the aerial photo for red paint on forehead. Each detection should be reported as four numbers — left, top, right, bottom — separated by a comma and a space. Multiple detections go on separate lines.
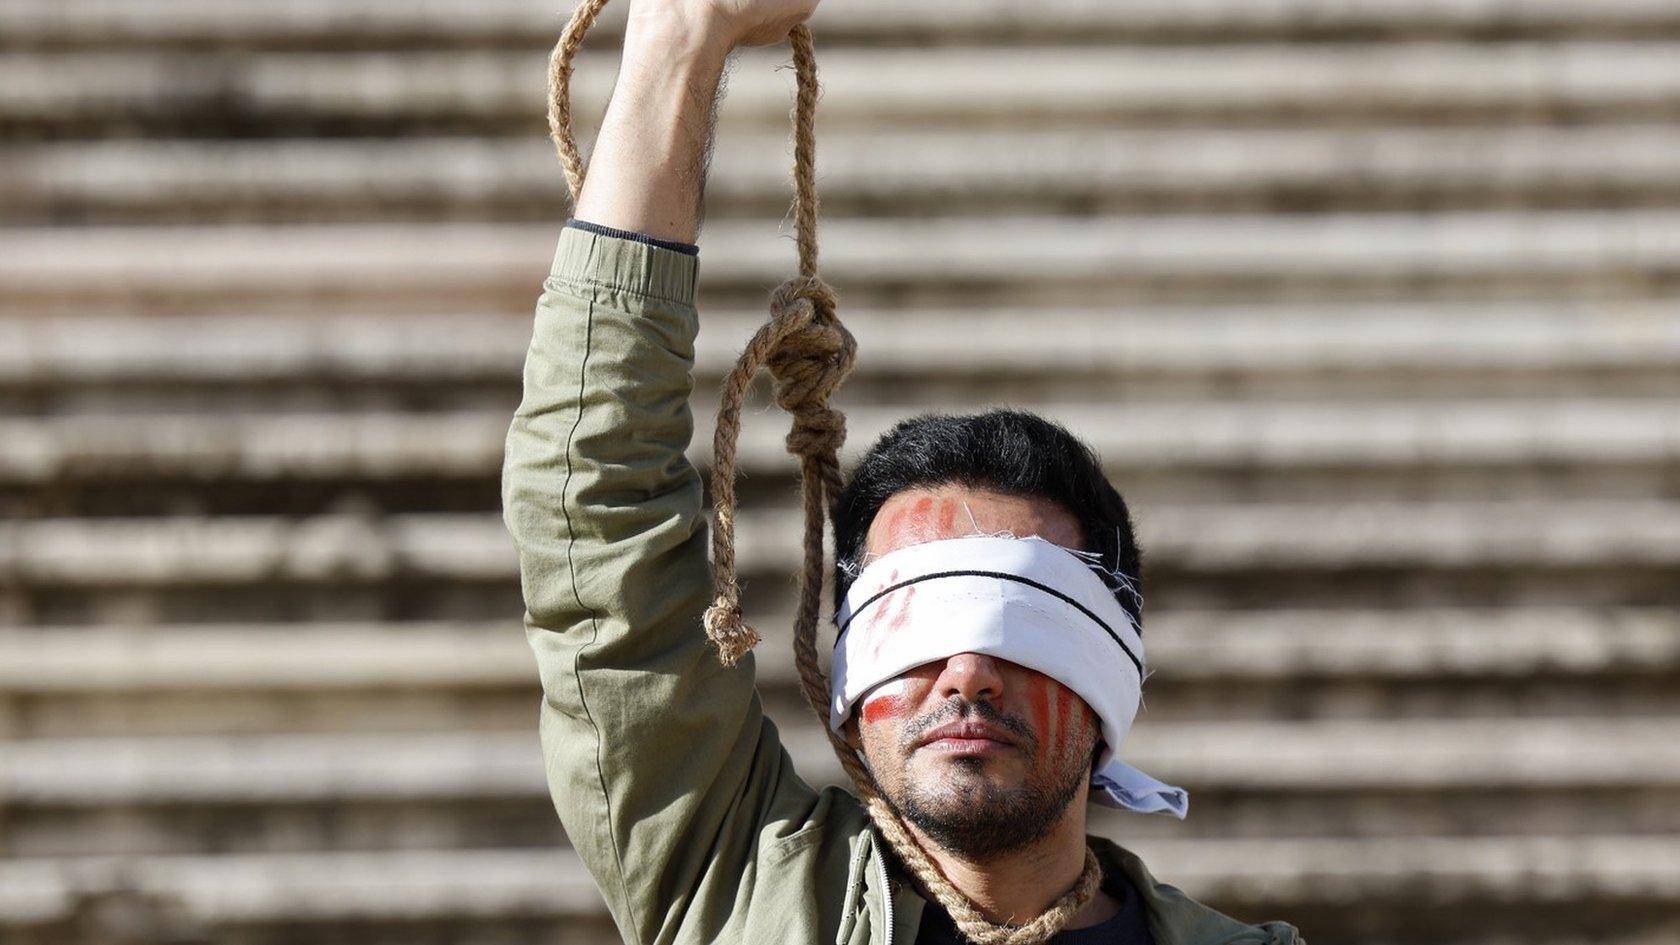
880, 505, 908, 539
900, 497, 936, 537
877, 495, 938, 548
935, 498, 959, 533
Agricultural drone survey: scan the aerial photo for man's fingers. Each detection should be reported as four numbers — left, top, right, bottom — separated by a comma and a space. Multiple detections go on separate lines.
720, 0, 820, 47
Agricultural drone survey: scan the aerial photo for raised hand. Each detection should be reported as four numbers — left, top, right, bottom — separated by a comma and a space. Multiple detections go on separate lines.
625, 0, 823, 51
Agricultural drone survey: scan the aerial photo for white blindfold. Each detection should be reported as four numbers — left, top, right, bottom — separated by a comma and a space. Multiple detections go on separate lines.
830, 534, 1188, 818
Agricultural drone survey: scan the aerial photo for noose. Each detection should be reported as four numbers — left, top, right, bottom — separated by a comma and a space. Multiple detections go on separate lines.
547, 8, 1101, 943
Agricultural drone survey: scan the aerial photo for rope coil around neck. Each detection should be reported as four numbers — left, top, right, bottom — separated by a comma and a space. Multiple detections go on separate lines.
547, 9, 1100, 942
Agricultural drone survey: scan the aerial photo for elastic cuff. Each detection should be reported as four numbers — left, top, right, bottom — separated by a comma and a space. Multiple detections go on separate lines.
564, 218, 699, 256
549, 221, 699, 306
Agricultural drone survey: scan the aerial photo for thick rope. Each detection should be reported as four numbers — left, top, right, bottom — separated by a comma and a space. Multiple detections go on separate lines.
547, 11, 1100, 943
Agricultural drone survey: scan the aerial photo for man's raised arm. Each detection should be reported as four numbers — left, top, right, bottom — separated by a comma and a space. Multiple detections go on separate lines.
568, 6, 730, 243
500, 2, 824, 943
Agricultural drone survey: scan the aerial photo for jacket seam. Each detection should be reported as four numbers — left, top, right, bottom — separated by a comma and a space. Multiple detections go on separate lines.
764, 818, 829, 865
558, 297, 643, 945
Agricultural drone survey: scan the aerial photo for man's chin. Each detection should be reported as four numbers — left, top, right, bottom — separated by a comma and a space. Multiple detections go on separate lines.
908, 752, 1028, 790
901, 757, 1037, 816
893, 777, 1071, 860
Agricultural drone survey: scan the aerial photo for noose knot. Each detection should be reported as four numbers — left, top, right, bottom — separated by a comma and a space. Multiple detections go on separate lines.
764, 274, 856, 460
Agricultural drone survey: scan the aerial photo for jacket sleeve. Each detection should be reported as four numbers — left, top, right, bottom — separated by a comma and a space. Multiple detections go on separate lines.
501, 225, 815, 944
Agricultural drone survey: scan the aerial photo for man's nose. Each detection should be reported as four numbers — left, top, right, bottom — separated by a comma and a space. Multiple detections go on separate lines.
933, 652, 1005, 703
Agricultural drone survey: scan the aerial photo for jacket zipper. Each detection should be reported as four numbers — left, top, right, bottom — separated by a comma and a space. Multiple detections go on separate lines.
872, 831, 894, 945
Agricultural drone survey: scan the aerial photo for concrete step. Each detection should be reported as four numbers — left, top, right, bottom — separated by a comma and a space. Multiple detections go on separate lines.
7, 213, 1680, 314
3, 397, 1678, 519
6, 838, 1676, 945
6, 0, 1680, 51
3, 500, 1679, 587
0, 622, 537, 739
0, 848, 609, 944
2, 608, 1671, 692
7, 718, 1679, 856
0, 623, 527, 694
7, 304, 1679, 405
8, 44, 1680, 140
4, 501, 1680, 626
4, 608, 1674, 738
13, 126, 1680, 224
4, 400, 1677, 501
5, 720, 1669, 802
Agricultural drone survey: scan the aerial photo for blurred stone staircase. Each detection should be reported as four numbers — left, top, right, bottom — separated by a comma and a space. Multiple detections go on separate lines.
2, 1, 1679, 943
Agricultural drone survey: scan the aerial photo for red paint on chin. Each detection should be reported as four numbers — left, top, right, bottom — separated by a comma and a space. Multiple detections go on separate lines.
862, 695, 905, 724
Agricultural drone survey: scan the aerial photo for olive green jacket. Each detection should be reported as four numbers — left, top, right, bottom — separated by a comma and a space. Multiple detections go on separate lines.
501, 225, 1305, 945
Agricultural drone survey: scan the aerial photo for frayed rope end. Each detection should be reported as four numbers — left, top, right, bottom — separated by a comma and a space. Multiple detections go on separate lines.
703, 597, 760, 667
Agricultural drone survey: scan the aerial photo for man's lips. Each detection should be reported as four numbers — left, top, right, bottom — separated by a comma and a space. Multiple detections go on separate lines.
913, 719, 1022, 754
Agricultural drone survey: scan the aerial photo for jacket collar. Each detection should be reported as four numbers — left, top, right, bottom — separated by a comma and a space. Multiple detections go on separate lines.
1092, 837, 1302, 945
882, 835, 1301, 945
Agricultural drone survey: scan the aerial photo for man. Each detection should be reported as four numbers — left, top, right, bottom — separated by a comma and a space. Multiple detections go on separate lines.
501, 1, 1305, 942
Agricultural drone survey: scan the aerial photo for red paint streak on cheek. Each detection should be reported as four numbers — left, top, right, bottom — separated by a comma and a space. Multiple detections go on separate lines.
1026, 677, 1052, 760
1053, 686, 1075, 767
862, 695, 905, 724
1077, 706, 1099, 772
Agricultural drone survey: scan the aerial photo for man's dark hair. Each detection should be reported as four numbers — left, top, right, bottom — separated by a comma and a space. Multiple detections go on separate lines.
831, 408, 1144, 634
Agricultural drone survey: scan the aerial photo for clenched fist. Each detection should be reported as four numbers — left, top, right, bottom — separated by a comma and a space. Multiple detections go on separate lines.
627, 0, 823, 52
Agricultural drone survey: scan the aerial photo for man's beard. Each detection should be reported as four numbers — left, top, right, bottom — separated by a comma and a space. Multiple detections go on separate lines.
881, 698, 1090, 860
